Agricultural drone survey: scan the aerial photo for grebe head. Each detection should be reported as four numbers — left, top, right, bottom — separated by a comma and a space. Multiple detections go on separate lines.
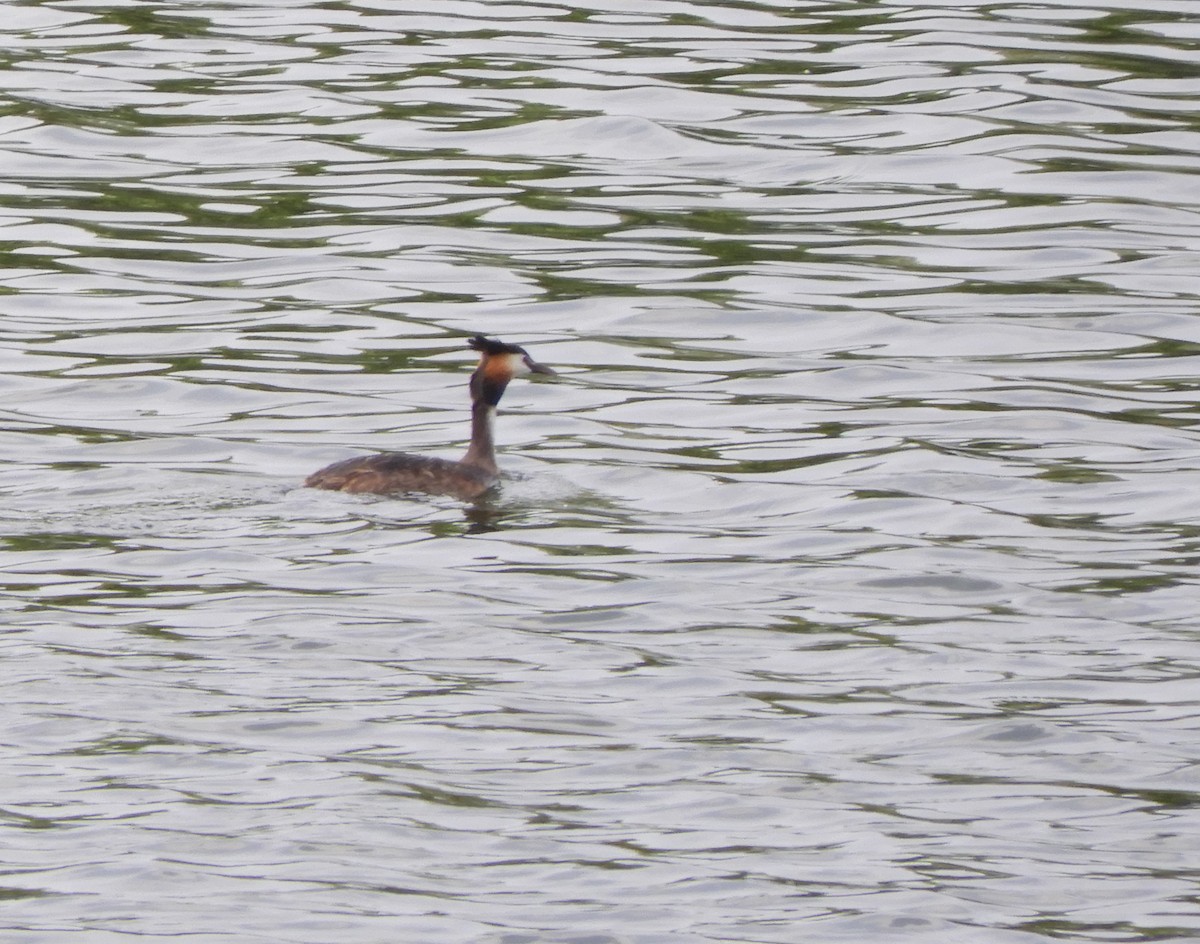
467, 335, 555, 405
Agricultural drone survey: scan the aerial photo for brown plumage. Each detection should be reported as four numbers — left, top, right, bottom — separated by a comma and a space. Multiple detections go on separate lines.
305, 336, 555, 500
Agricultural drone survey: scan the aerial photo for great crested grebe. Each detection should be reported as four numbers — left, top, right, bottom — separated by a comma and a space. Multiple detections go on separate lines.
305, 335, 555, 499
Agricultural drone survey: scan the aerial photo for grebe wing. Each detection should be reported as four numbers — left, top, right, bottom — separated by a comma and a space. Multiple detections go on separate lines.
305, 453, 496, 498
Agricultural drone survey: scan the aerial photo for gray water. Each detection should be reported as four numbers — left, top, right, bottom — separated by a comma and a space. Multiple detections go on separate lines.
2, 2, 1199, 942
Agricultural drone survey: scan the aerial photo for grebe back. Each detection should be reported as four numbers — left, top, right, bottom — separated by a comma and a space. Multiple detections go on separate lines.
305, 335, 555, 499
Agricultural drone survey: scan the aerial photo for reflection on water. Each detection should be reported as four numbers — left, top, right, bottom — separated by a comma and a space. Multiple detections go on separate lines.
2, 2, 1200, 942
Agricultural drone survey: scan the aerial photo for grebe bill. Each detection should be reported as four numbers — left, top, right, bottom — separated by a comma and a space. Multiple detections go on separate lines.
305, 335, 555, 499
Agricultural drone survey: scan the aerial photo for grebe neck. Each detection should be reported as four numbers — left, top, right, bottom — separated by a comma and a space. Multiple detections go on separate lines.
461, 400, 498, 474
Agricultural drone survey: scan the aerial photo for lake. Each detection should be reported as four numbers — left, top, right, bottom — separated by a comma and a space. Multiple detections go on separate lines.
1, 2, 1199, 942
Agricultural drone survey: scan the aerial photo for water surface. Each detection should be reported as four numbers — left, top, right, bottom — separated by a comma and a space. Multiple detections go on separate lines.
2, 2, 1199, 942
